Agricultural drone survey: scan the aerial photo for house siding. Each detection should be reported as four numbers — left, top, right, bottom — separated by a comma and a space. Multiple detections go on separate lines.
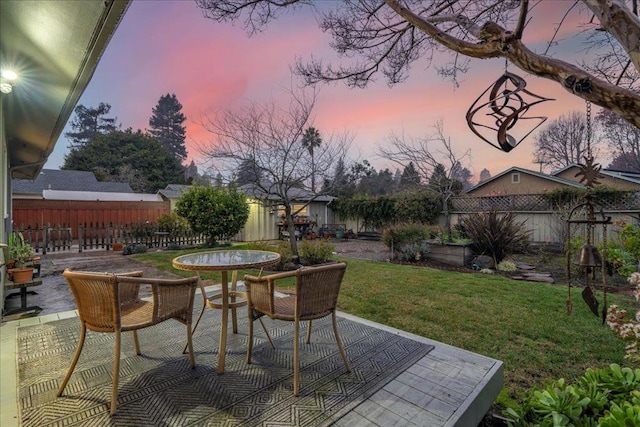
467, 172, 572, 196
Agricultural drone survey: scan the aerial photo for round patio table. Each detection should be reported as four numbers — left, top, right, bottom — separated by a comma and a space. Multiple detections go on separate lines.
172, 250, 280, 374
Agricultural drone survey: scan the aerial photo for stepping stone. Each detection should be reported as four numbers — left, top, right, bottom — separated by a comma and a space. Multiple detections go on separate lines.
515, 263, 536, 270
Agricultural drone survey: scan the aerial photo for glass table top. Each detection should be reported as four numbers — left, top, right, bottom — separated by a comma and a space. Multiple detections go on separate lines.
172, 249, 281, 271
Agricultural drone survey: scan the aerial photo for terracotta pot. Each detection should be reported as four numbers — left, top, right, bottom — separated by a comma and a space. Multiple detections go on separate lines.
10, 267, 34, 284
113, 242, 123, 251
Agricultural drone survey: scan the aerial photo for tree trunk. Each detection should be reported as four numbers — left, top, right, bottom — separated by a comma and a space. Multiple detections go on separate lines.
284, 205, 300, 263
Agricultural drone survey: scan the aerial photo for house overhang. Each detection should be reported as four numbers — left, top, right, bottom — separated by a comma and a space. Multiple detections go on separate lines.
1, 0, 130, 179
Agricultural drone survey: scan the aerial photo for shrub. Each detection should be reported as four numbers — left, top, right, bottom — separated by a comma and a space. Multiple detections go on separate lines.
461, 209, 531, 265
506, 364, 640, 426
123, 243, 148, 255
175, 185, 249, 247
382, 223, 435, 261
396, 241, 431, 262
247, 241, 295, 271
382, 223, 433, 250
497, 260, 517, 272
157, 212, 190, 239
299, 239, 335, 265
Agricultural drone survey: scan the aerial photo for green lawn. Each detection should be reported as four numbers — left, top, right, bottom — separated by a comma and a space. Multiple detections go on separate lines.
132, 247, 639, 410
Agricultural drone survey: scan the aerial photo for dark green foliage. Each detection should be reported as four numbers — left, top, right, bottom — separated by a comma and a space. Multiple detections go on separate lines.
148, 93, 187, 161
63, 129, 185, 192
333, 194, 396, 228
394, 191, 441, 224
462, 209, 531, 264
156, 212, 191, 240
299, 239, 335, 265
64, 103, 118, 148
542, 187, 636, 208
123, 244, 148, 255
175, 186, 249, 247
332, 190, 441, 229
399, 162, 421, 190
382, 223, 435, 250
235, 157, 262, 186
506, 364, 640, 426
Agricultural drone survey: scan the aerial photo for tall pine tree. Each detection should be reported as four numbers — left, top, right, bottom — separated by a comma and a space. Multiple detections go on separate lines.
148, 93, 187, 161
65, 103, 118, 148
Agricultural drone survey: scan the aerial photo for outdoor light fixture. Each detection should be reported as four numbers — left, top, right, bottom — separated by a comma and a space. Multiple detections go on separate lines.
1, 69, 18, 94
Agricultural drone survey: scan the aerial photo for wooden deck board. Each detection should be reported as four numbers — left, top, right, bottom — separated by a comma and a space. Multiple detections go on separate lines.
1, 310, 504, 427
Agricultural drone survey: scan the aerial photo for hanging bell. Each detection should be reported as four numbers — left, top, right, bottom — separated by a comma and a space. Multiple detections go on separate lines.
577, 244, 602, 268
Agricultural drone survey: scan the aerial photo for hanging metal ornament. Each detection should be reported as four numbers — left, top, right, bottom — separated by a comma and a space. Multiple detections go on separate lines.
466, 71, 554, 152
565, 100, 611, 324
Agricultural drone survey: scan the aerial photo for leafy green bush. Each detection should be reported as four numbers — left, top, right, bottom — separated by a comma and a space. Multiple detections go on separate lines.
603, 245, 637, 277
382, 223, 433, 249
397, 241, 431, 262
618, 221, 640, 262
175, 185, 249, 247
382, 223, 435, 262
247, 241, 294, 270
157, 212, 190, 239
462, 210, 531, 264
123, 243, 148, 255
299, 239, 335, 265
506, 364, 640, 426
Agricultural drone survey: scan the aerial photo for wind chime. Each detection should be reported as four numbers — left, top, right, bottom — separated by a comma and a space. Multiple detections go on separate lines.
466, 63, 554, 152
565, 100, 611, 323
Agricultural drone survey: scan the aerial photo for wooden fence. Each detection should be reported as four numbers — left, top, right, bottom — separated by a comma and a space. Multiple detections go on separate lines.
12, 199, 171, 240
16, 223, 208, 254
450, 191, 640, 244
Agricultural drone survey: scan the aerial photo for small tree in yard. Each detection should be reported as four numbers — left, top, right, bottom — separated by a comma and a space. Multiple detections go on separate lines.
175, 186, 249, 247
462, 209, 531, 265
197, 86, 350, 260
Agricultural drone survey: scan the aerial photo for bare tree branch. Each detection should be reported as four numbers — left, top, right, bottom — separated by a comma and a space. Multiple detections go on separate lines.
197, 0, 640, 128
195, 86, 352, 257
378, 120, 471, 240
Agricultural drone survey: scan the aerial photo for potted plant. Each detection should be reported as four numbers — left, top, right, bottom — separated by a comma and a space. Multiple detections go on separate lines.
8, 231, 36, 283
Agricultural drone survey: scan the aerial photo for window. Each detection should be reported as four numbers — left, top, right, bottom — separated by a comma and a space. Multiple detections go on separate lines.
277, 204, 308, 217
511, 173, 520, 184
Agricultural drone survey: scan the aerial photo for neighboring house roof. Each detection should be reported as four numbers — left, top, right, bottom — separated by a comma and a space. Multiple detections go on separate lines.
12, 169, 134, 196
157, 184, 192, 199
239, 183, 336, 203
552, 164, 640, 187
42, 190, 162, 202
464, 166, 583, 194
158, 183, 336, 203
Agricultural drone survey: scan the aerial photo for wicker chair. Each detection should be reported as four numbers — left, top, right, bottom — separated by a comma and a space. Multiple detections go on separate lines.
244, 262, 351, 395
57, 269, 199, 415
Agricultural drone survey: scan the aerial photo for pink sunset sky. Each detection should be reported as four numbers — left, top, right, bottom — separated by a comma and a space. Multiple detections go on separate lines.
46, 0, 596, 182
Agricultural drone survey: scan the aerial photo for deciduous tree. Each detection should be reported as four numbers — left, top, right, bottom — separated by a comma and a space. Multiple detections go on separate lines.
379, 120, 471, 241
597, 109, 640, 172
197, 0, 640, 129
197, 87, 350, 259
533, 111, 598, 171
